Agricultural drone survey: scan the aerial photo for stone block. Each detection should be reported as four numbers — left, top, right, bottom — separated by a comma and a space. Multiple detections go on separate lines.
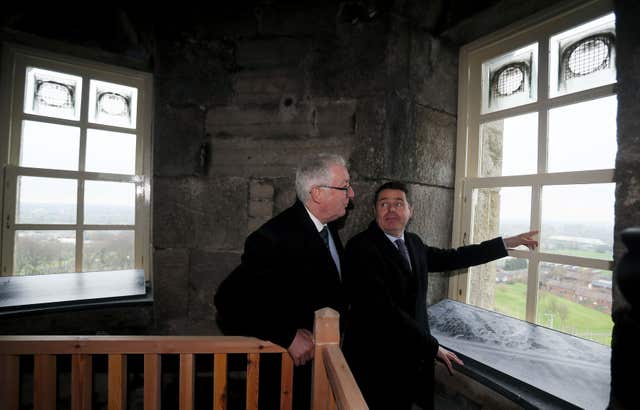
273, 178, 297, 214
233, 68, 305, 105
236, 38, 311, 68
153, 248, 190, 328
250, 180, 274, 200
406, 184, 454, 249
154, 105, 205, 177
154, 38, 233, 107
411, 34, 459, 115
208, 136, 353, 178
315, 99, 358, 137
207, 104, 313, 138
188, 250, 241, 334
258, 4, 335, 36
414, 106, 456, 187
308, 22, 388, 99
350, 97, 386, 179
248, 200, 273, 218
154, 176, 248, 250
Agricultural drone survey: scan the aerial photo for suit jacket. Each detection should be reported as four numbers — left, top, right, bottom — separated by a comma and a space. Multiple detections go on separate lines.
214, 200, 346, 347
342, 221, 507, 410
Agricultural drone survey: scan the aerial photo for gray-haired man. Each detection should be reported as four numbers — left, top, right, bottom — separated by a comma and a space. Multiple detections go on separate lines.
215, 153, 354, 409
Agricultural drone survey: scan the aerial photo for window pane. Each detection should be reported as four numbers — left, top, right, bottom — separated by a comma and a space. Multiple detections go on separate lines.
469, 187, 531, 312
481, 43, 538, 114
538, 262, 612, 345
14, 230, 75, 275
83, 230, 134, 272
88, 80, 138, 128
548, 96, 617, 172
493, 257, 528, 320
469, 257, 529, 317
85, 129, 136, 175
541, 184, 614, 260
84, 181, 135, 225
549, 13, 616, 98
480, 113, 537, 176
20, 120, 80, 171
471, 186, 531, 243
24, 67, 82, 121
16, 176, 77, 224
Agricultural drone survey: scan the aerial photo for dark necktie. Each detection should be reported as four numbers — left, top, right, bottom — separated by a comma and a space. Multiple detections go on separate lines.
395, 239, 412, 271
320, 226, 330, 248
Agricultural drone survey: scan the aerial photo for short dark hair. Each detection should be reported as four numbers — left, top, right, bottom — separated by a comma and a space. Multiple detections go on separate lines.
373, 181, 410, 205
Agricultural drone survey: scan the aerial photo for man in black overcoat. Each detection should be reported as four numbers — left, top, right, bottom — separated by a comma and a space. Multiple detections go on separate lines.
214, 153, 354, 409
342, 181, 538, 409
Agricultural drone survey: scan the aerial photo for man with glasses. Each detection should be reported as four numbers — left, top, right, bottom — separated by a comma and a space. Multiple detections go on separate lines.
214, 153, 354, 409
342, 181, 537, 410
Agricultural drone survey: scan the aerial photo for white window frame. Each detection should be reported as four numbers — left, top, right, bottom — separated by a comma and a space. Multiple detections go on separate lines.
450, 0, 615, 323
0, 43, 153, 283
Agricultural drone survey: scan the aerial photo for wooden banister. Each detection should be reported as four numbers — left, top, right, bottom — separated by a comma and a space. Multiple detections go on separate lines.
0, 310, 367, 410
312, 308, 368, 410
0, 336, 290, 410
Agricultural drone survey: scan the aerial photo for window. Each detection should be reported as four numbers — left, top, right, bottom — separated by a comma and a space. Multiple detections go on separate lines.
0, 44, 152, 300
452, 1, 615, 346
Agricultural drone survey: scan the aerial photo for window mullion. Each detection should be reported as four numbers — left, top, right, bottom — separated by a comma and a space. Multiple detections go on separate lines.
75, 76, 90, 273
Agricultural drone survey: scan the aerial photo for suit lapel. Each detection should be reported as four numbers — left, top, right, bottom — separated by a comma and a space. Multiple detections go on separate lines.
368, 221, 412, 275
293, 201, 341, 278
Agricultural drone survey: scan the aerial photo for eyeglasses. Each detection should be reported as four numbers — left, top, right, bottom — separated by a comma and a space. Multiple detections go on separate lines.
317, 184, 352, 195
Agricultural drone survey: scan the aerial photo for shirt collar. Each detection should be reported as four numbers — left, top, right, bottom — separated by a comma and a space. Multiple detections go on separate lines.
384, 231, 406, 244
304, 205, 326, 233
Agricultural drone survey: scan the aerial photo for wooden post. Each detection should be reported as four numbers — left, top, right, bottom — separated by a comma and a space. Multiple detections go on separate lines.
35, 354, 57, 410
213, 354, 227, 410
144, 354, 161, 410
246, 353, 260, 410
179, 354, 195, 410
0, 355, 20, 410
72, 354, 92, 410
312, 308, 340, 410
108, 354, 127, 410
280, 353, 294, 410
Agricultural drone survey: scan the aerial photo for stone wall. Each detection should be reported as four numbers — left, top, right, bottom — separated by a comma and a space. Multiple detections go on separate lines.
0, 2, 461, 334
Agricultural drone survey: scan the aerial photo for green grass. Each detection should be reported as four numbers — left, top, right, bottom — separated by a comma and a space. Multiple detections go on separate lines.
546, 248, 612, 261
494, 282, 612, 346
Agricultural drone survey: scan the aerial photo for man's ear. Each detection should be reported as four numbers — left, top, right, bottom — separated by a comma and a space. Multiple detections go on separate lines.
409, 205, 414, 219
309, 186, 322, 203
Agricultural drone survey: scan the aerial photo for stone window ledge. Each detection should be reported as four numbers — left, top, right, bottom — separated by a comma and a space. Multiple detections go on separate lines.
0, 269, 151, 316
429, 299, 610, 409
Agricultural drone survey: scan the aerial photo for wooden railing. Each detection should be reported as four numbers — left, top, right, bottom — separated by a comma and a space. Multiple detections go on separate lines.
0, 308, 367, 409
312, 308, 368, 410
0, 336, 293, 410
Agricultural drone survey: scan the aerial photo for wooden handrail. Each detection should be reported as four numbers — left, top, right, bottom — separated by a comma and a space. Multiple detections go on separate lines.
312, 308, 368, 410
323, 345, 368, 410
0, 335, 285, 354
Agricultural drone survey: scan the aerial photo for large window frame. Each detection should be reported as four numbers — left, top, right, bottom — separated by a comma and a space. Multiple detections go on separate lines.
450, 0, 615, 325
0, 43, 152, 295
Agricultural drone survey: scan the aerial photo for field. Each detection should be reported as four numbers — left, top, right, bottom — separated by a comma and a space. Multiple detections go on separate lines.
494, 282, 613, 346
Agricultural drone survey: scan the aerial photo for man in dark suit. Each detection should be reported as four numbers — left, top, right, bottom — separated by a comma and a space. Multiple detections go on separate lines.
214, 153, 354, 409
342, 181, 537, 410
